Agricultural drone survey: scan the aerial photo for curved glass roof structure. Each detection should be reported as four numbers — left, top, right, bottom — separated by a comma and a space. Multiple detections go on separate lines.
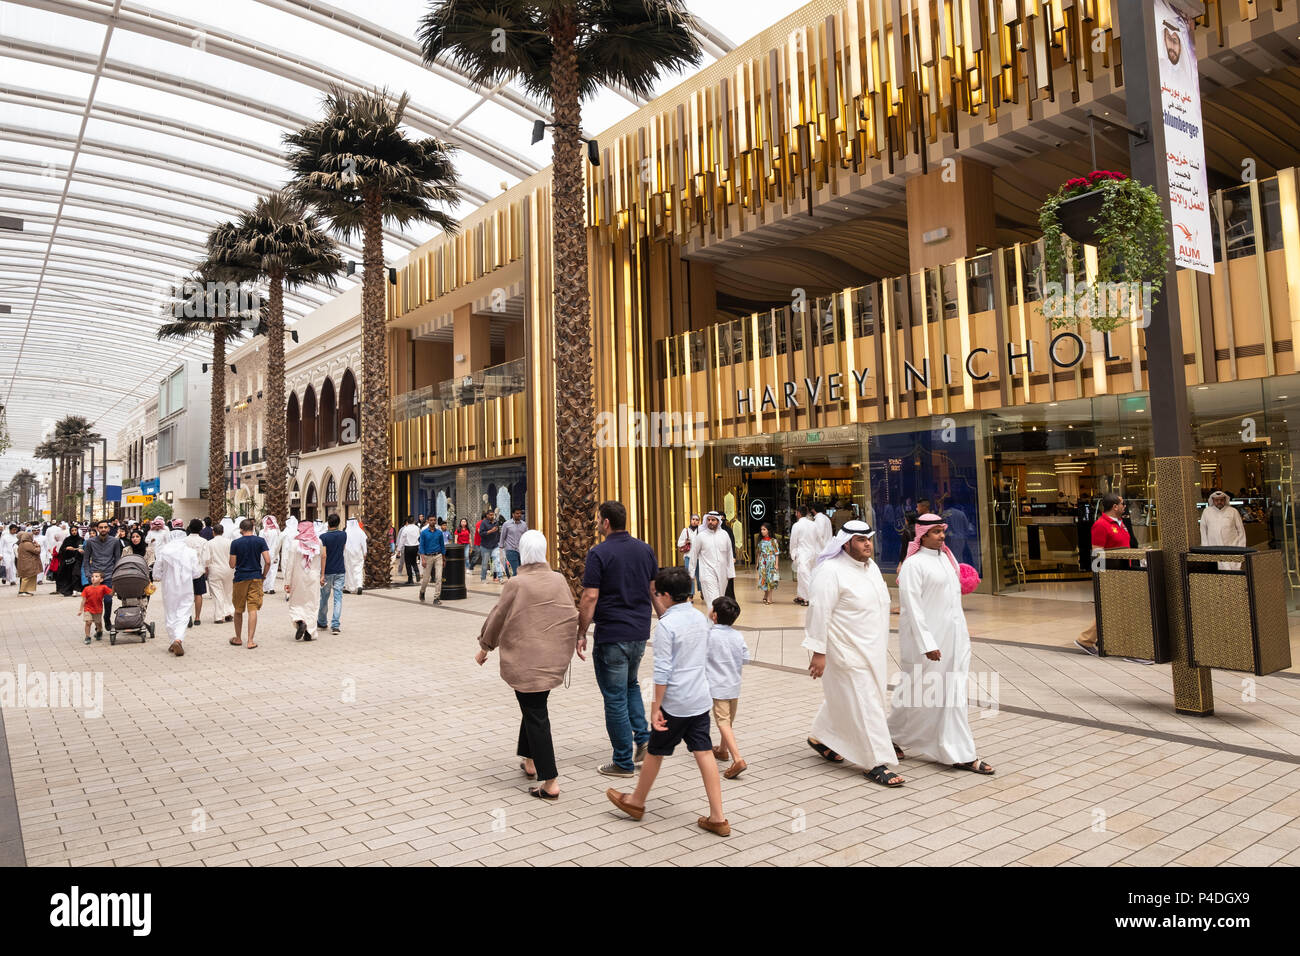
0, 0, 806, 475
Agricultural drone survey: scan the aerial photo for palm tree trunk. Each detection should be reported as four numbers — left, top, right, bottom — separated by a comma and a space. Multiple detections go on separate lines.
550, 4, 597, 596
264, 273, 288, 522
359, 191, 391, 590
209, 328, 227, 524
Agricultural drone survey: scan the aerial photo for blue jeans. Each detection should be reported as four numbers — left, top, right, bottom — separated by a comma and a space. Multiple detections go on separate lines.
682, 555, 694, 597
479, 545, 494, 581
505, 549, 520, 577
592, 640, 651, 771
317, 573, 344, 628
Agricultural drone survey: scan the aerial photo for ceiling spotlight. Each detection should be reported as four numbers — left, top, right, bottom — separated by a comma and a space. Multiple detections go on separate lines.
531, 119, 547, 145
346, 261, 358, 277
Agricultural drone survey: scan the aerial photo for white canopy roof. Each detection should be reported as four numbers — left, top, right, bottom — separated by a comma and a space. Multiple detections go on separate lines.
0, 0, 806, 473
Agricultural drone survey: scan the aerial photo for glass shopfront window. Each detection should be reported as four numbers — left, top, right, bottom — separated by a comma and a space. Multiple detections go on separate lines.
406, 458, 527, 530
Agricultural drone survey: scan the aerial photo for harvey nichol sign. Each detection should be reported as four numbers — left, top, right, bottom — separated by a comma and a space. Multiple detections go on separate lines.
736, 333, 1121, 414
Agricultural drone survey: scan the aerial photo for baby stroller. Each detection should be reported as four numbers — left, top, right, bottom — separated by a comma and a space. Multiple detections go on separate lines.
109, 553, 156, 645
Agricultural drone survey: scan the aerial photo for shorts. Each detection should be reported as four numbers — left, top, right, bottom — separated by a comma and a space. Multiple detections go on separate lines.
648, 708, 713, 757
82, 611, 103, 626
232, 578, 264, 612
712, 698, 739, 726
193, 573, 208, 596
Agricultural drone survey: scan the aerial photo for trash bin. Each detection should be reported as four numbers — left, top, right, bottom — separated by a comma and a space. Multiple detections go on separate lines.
1094, 548, 1171, 663
441, 543, 467, 601
1182, 548, 1291, 676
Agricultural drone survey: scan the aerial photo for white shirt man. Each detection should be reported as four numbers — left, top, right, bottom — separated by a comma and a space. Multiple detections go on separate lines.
802, 520, 903, 787
693, 512, 735, 607
787, 507, 821, 607
887, 514, 992, 774
677, 514, 700, 600
1200, 491, 1246, 571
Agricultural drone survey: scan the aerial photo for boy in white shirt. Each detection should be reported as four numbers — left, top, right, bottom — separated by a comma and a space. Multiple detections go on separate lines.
706, 595, 751, 779
606, 566, 730, 837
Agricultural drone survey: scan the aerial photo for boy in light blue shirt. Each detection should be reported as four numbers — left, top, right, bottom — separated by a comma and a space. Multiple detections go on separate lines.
706, 595, 750, 779
606, 566, 730, 837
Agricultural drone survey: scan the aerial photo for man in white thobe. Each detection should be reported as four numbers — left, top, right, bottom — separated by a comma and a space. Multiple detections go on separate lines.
278, 516, 299, 601
1200, 490, 1247, 570
803, 521, 902, 786
676, 514, 700, 601
344, 518, 367, 593
887, 514, 993, 775
260, 515, 281, 594
788, 506, 821, 607
283, 521, 323, 642
205, 525, 235, 623
154, 531, 203, 657
693, 512, 735, 607
0, 525, 17, 585
812, 504, 833, 555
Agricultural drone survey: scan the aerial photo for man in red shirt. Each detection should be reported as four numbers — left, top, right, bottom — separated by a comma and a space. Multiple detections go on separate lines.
1076, 492, 1132, 655
79, 570, 113, 644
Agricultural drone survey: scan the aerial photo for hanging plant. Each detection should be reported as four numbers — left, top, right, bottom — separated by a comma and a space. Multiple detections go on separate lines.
1038, 170, 1170, 333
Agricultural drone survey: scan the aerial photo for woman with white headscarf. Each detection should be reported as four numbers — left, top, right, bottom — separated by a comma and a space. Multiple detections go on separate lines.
475, 530, 578, 800
283, 519, 323, 642
344, 517, 367, 594
260, 515, 281, 594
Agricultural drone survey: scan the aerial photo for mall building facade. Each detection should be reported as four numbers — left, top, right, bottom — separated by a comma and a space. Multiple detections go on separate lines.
384, 0, 1300, 598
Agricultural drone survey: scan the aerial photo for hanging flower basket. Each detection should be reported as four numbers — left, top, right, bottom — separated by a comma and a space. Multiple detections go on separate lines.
1054, 189, 1107, 246
1038, 170, 1170, 333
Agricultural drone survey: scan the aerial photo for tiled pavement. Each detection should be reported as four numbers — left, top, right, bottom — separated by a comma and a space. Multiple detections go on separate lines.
2, 578, 1300, 867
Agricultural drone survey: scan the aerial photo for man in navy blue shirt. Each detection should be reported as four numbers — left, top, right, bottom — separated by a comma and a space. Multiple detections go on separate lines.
577, 500, 659, 777
418, 516, 447, 604
317, 513, 349, 633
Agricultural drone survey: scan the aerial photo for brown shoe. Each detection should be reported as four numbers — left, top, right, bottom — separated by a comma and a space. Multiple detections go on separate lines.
169, 640, 184, 657
723, 759, 747, 780
605, 788, 644, 821
711, 745, 730, 761
697, 816, 731, 837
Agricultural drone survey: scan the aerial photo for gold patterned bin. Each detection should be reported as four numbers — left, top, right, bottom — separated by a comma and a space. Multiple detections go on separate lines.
1182, 550, 1292, 677
1095, 549, 1170, 663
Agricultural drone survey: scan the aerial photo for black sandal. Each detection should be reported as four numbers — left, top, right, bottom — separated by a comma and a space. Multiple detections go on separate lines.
865, 765, 905, 787
519, 761, 536, 779
953, 760, 995, 775
807, 738, 844, 763
528, 787, 558, 800
893, 743, 905, 759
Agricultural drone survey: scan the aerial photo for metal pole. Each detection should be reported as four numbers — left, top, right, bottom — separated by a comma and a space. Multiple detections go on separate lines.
89, 442, 96, 523
1117, 0, 1213, 715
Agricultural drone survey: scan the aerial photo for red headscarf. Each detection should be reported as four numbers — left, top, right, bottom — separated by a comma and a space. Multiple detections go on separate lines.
295, 520, 320, 570
905, 513, 959, 573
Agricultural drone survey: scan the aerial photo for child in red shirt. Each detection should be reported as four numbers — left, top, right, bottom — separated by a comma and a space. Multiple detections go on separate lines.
80, 571, 113, 645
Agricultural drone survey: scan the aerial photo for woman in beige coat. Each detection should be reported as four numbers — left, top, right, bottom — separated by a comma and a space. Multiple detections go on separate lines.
15, 532, 42, 595
475, 529, 578, 799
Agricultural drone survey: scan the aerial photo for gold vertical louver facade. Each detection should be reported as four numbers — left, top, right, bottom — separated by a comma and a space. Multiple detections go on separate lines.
388, 0, 1294, 560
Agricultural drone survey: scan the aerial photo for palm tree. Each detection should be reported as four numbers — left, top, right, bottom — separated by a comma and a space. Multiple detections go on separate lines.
419, 1, 702, 591
35, 417, 101, 522
156, 268, 258, 525
207, 191, 343, 522
7, 468, 37, 523
284, 86, 462, 589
